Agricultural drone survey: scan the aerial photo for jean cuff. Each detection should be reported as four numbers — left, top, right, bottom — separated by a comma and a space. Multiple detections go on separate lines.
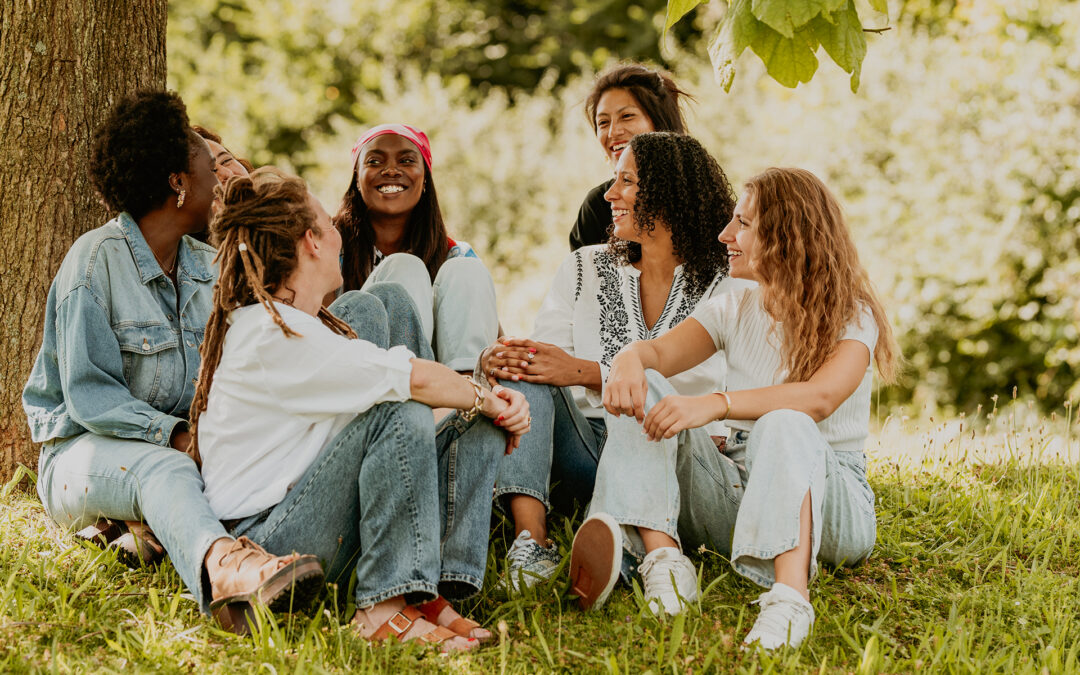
493, 486, 550, 512
355, 581, 439, 608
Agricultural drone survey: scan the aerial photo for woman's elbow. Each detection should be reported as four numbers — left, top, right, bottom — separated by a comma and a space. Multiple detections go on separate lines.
804, 392, 840, 422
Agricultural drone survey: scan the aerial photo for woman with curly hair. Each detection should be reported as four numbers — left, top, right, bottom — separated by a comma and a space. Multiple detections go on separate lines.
191, 167, 529, 651
334, 124, 497, 372
570, 63, 692, 250
479, 132, 747, 591
23, 90, 322, 632
573, 168, 900, 648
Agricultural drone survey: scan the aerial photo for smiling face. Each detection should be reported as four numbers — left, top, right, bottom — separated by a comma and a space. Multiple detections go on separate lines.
603, 146, 642, 242
355, 134, 426, 220
180, 137, 221, 233
595, 88, 656, 164
206, 139, 249, 183
719, 190, 761, 281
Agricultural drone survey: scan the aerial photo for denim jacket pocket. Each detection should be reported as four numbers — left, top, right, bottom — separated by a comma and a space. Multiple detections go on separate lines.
115, 323, 180, 408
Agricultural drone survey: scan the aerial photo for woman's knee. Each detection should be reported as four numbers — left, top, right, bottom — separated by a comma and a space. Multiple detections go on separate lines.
330, 290, 389, 345
375, 252, 428, 279
433, 257, 495, 298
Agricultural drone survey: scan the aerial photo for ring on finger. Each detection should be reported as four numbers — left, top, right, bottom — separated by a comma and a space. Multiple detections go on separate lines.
490, 368, 496, 376
526, 352, 534, 360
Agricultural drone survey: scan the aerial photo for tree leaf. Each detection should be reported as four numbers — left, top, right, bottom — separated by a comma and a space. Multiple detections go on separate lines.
708, 0, 757, 91
750, 0, 847, 38
867, 0, 889, 16
749, 24, 819, 88
665, 0, 708, 36
809, 0, 866, 90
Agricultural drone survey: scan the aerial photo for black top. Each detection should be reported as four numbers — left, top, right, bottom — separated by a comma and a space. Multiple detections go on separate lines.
569, 179, 614, 250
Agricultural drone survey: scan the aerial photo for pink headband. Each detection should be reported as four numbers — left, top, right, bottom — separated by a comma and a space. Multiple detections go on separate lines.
350, 123, 433, 170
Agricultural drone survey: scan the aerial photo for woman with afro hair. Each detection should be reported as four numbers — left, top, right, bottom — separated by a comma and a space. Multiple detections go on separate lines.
478, 132, 749, 592
23, 90, 324, 632
576, 167, 899, 650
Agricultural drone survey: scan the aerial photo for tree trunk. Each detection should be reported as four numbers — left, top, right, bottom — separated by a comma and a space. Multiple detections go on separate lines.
0, 1, 166, 483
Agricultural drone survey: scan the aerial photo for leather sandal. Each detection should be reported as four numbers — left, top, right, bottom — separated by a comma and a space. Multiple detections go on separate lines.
74, 518, 125, 546
367, 605, 467, 650
110, 521, 165, 567
208, 536, 324, 632
417, 596, 492, 642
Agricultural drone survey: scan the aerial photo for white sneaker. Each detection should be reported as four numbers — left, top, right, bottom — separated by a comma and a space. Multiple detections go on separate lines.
639, 547, 699, 615
569, 513, 622, 610
743, 582, 815, 649
504, 530, 562, 593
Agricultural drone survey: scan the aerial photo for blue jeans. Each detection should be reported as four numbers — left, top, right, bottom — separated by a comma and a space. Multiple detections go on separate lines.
494, 381, 606, 514
363, 253, 498, 371
37, 434, 226, 613
590, 369, 877, 588
230, 286, 504, 604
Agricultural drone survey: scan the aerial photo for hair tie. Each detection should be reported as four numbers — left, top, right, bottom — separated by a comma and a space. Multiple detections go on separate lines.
238, 243, 248, 252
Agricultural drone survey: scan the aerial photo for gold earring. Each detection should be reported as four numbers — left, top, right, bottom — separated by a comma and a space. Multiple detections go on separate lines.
176, 190, 186, 208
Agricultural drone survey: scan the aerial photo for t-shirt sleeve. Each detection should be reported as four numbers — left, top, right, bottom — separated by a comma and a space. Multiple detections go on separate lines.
840, 305, 878, 359
689, 286, 747, 352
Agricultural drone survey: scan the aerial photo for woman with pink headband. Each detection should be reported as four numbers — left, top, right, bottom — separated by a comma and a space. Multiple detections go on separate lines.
334, 124, 498, 372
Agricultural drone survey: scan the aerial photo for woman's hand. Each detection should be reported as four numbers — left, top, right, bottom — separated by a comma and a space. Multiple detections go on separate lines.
603, 349, 649, 422
642, 394, 725, 441
481, 384, 530, 454
483, 337, 593, 388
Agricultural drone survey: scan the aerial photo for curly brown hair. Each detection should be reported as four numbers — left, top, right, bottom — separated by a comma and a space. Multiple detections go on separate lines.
187, 167, 355, 465
585, 63, 692, 134
744, 168, 900, 384
608, 132, 734, 296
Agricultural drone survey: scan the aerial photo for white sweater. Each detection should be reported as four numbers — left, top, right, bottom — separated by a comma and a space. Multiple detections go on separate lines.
690, 286, 879, 453
533, 245, 754, 433
198, 303, 415, 520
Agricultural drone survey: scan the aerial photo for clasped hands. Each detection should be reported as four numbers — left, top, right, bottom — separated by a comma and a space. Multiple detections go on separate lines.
481, 337, 581, 388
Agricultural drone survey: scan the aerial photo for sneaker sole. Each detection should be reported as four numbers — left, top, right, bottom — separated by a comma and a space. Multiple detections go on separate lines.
569, 513, 621, 611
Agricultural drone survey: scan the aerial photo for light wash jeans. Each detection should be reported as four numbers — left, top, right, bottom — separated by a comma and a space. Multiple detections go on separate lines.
590, 369, 877, 588
229, 286, 505, 605
494, 381, 606, 514
37, 435, 226, 613
363, 253, 498, 371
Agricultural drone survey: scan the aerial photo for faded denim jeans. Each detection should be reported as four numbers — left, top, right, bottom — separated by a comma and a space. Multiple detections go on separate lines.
229, 285, 505, 604
590, 369, 877, 588
493, 380, 606, 514
363, 253, 498, 371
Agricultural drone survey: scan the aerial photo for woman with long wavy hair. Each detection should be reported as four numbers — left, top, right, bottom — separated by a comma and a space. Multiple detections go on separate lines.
479, 132, 747, 592
334, 124, 497, 371
191, 167, 529, 651
571, 167, 900, 650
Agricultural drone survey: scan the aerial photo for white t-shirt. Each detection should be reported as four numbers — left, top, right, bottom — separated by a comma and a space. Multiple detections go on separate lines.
198, 303, 415, 519
532, 245, 754, 434
690, 286, 878, 453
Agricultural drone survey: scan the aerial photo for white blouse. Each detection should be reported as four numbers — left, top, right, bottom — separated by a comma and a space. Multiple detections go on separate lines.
533, 245, 754, 433
198, 303, 415, 520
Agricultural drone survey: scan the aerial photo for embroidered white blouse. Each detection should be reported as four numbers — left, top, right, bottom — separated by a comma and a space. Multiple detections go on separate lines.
532, 245, 754, 433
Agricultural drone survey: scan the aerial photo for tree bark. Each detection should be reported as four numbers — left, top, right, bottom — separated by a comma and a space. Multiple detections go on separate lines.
0, 1, 167, 482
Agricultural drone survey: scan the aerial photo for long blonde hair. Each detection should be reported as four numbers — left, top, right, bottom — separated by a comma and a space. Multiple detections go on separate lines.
186, 168, 355, 465
745, 168, 899, 384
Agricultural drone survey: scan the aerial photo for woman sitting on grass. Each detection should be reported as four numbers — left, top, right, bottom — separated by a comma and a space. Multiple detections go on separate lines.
480, 132, 746, 590
334, 124, 497, 372
22, 90, 319, 630
190, 167, 529, 651
570, 168, 899, 650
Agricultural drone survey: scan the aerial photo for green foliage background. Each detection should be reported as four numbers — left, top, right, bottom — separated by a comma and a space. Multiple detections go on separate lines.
167, 0, 1080, 415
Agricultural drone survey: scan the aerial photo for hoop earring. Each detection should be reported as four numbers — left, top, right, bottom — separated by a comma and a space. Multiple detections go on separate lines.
176, 190, 186, 209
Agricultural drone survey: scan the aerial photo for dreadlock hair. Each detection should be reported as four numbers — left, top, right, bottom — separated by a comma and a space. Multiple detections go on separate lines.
333, 157, 449, 291
743, 167, 900, 384
585, 63, 693, 135
187, 167, 356, 465
607, 132, 735, 297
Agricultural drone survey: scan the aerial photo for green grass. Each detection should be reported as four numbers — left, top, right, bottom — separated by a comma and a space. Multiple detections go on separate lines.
3, 404, 1080, 673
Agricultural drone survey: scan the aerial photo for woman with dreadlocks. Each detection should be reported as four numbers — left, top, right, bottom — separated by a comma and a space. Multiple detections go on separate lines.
478, 133, 748, 593
576, 168, 900, 649
192, 167, 529, 652
334, 124, 497, 372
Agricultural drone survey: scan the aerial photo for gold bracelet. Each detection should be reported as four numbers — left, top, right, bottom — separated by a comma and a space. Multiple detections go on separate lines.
459, 375, 485, 422
715, 391, 733, 421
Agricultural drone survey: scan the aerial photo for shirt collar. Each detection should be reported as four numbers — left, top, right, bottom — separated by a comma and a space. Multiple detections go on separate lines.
117, 212, 213, 283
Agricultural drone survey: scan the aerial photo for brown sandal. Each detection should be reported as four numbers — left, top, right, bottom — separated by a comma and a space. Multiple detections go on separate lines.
74, 519, 166, 567
368, 605, 466, 649
417, 596, 492, 642
208, 536, 324, 633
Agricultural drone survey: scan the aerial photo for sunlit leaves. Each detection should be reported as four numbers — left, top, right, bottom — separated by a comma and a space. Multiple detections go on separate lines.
664, 0, 708, 37
693, 0, 886, 91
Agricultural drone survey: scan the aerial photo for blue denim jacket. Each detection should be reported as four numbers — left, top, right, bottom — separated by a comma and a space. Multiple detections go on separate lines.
23, 213, 217, 447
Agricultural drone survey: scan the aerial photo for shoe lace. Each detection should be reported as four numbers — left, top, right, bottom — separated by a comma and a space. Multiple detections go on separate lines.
507, 532, 542, 566
750, 590, 803, 638
639, 555, 680, 598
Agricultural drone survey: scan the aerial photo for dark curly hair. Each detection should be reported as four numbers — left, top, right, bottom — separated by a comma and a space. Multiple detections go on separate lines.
585, 63, 693, 134
608, 132, 735, 296
89, 90, 197, 221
